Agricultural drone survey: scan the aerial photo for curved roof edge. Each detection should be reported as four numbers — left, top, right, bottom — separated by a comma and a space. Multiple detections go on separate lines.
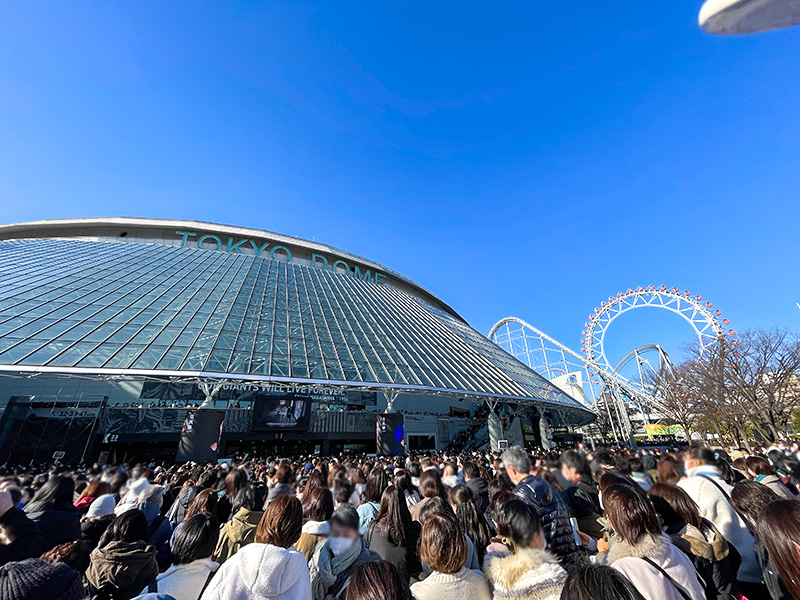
0, 217, 463, 320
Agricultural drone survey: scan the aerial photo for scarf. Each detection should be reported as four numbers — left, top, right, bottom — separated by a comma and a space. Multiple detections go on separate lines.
315, 538, 364, 600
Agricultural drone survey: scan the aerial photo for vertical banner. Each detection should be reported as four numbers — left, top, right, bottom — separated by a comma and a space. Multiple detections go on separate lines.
376, 413, 405, 456
176, 409, 225, 463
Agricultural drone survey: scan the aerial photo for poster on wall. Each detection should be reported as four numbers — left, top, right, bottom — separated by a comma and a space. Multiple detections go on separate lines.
376, 413, 405, 456
175, 409, 225, 463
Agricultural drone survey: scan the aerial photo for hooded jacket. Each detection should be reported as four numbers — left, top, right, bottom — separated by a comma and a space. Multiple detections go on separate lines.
602, 533, 706, 600
512, 475, 577, 563
484, 547, 567, 600
23, 501, 81, 552
201, 542, 311, 600
678, 466, 760, 583
561, 478, 603, 540
296, 520, 330, 562
411, 567, 492, 600
466, 477, 490, 518
144, 557, 219, 600
86, 540, 159, 599
214, 507, 264, 564
754, 474, 794, 499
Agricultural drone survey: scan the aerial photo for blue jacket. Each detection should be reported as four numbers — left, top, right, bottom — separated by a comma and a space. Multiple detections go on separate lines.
513, 475, 577, 562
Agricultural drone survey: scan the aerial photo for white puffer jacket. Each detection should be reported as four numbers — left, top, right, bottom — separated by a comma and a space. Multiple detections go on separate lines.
678, 466, 760, 583
200, 543, 311, 600
144, 557, 218, 600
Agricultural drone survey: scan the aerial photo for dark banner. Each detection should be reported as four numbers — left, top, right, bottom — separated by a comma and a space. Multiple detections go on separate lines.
176, 410, 225, 463
376, 413, 405, 456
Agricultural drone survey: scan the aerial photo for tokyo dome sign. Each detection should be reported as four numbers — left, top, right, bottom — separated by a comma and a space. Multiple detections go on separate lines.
175, 230, 387, 285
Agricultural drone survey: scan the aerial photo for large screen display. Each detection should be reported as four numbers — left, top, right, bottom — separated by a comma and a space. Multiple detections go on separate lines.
376, 413, 405, 456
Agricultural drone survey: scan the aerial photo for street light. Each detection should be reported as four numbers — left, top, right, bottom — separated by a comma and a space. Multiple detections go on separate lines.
699, 0, 800, 34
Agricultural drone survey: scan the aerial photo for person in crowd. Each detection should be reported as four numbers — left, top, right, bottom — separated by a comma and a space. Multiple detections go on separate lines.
265, 463, 295, 506
627, 456, 654, 492
678, 447, 761, 590
463, 462, 490, 518
0, 559, 84, 600
23, 475, 82, 552
483, 498, 567, 600
364, 485, 421, 582
167, 471, 217, 525
310, 503, 379, 600
657, 459, 682, 486
0, 488, 46, 566
203, 494, 310, 600
744, 456, 794, 499
449, 484, 491, 567
417, 497, 481, 572
442, 462, 460, 488
145, 512, 219, 600
559, 449, 604, 540
86, 509, 159, 600
117, 469, 151, 514
334, 479, 356, 508
304, 470, 328, 503
349, 468, 368, 499
297, 486, 333, 561
648, 483, 739, 600
410, 513, 491, 600
215, 485, 264, 564
172, 489, 218, 546
599, 484, 705, 600
730, 481, 787, 600
559, 563, 647, 600
756, 499, 800, 600
218, 468, 248, 523
75, 479, 112, 514
393, 469, 421, 509
500, 446, 578, 563
410, 469, 447, 522
81, 494, 118, 547
544, 451, 571, 491
40, 539, 92, 576
109, 471, 129, 505
357, 467, 388, 534
346, 560, 413, 600
136, 485, 172, 568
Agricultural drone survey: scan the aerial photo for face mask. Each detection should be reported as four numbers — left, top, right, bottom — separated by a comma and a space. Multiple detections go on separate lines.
684, 461, 693, 474
328, 536, 355, 557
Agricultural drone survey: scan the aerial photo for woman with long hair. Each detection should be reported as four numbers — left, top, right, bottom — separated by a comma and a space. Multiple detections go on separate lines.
218, 468, 248, 522
214, 485, 264, 565
203, 494, 310, 600
730, 481, 786, 600
296, 486, 334, 561
560, 564, 647, 600
756, 500, 800, 600
448, 484, 490, 567
24, 475, 81, 552
483, 498, 567, 600
648, 483, 740, 600
393, 469, 421, 508
744, 456, 794, 499
364, 485, 421, 582
357, 467, 389, 534
600, 485, 705, 600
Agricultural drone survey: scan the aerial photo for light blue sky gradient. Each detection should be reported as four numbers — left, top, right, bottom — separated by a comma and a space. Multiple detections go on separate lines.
1, 2, 799, 366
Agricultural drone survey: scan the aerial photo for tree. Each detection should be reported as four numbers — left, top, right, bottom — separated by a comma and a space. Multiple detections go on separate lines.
648, 362, 700, 441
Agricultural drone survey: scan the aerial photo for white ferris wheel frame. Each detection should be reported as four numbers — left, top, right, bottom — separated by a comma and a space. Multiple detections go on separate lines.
582, 287, 726, 373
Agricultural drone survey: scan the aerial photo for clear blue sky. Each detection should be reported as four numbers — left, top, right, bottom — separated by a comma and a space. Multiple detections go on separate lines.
1, 2, 799, 366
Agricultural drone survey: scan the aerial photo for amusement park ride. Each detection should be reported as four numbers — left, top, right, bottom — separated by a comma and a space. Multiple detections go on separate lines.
489, 286, 735, 446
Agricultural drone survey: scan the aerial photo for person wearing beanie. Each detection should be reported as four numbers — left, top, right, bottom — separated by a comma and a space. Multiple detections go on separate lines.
0, 558, 83, 600
0, 488, 47, 567
88, 494, 118, 519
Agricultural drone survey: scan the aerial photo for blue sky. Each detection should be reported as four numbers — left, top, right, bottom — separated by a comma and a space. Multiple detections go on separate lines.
1, 2, 799, 366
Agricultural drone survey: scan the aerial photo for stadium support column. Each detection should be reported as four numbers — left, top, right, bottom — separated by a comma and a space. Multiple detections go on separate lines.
487, 399, 504, 451
197, 380, 224, 409
382, 390, 399, 413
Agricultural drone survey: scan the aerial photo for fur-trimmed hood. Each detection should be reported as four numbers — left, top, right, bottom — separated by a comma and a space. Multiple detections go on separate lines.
668, 521, 729, 562
484, 548, 567, 600
605, 533, 673, 565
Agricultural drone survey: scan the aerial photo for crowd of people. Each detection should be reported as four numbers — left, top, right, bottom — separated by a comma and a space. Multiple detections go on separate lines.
0, 441, 798, 600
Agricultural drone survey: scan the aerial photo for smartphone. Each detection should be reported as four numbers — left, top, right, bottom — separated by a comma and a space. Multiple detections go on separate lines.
570, 517, 581, 546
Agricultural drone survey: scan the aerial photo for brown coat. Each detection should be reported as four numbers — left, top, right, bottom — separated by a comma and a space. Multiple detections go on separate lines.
296, 520, 329, 561
86, 540, 158, 599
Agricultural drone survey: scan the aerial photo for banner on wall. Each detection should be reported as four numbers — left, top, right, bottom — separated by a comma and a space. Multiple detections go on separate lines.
175, 410, 225, 463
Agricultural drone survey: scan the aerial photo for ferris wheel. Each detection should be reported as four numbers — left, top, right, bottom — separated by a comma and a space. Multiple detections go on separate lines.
582, 286, 734, 375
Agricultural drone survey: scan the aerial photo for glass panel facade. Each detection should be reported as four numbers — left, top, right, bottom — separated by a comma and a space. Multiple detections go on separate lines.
0, 237, 589, 417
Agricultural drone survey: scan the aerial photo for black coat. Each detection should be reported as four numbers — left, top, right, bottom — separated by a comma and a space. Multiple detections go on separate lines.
23, 503, 81, 552
513, 475, 577, 563
465, 477, 490, 518
0, 507, 46, 566
364, 520, 422, 582
561, 479, 603, 540
756, 533, 791, 600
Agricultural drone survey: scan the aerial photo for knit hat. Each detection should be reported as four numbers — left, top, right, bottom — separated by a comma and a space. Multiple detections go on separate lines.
86, 493, 117, 518
0, 559, 83, 600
